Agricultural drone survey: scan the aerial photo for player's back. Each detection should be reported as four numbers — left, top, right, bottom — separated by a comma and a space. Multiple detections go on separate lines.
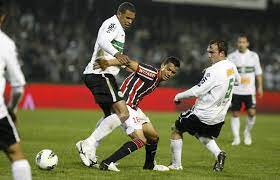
193, 59, 239, 125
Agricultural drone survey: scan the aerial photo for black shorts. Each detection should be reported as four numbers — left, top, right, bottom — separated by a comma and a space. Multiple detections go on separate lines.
84, 73, 124, 104
231, 94, 256, 111
0, 116, 20, 150
175, 110, 224, 138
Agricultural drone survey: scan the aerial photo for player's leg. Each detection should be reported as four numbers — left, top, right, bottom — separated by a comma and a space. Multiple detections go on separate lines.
195, 121, 226, 172
231, 94, 242, 145
100, 129, 147, 171
142, 122, 159, 169
0, 116, 31, 180
244, 95, 257, 145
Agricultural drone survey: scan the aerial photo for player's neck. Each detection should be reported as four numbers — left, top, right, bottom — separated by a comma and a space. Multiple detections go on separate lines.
238, 49, 248, 54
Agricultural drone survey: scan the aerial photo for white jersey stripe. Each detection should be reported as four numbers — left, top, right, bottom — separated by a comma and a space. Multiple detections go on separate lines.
102, 74, 116, 102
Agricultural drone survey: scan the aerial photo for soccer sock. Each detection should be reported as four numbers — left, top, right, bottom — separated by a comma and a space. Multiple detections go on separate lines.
231, 117, 240, 139
104, 138, 145, 164
143, 143, 158, 169
85, 114, 122, 147
245, 116, 256, 132
170, 139, 183, 167
12, 159, 32, 180
198, 136, 221, 158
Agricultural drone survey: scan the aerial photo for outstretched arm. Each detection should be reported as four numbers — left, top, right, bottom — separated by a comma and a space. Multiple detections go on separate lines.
94, 58, 139, 72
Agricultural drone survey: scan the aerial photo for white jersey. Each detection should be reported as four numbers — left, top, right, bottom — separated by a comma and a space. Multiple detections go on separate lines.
0, 30, 26, 119
228, 50, 262, 95
84, 15, 125, 76
189, 59, 240, 125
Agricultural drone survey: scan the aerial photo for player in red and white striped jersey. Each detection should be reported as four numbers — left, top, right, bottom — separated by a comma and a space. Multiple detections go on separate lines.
93, 56, 180, 171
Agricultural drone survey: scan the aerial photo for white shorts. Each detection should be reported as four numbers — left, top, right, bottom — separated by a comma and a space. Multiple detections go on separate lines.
121, 105, 150, 135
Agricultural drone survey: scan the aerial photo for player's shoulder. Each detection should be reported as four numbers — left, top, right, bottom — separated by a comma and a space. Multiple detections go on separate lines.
102, 15, 121, 31
0, 31, 16, 52
247, 50, 259, 59
227, 50, 238, 59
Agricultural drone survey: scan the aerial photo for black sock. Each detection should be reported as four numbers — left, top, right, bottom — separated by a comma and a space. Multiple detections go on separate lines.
104, 139, 145, 164
143, 143, 158, 169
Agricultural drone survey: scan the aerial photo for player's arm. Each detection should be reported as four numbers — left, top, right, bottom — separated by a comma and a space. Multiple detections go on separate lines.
174, 70, 216, 103
97, 22, 129, 64
94, 58, 139, 72
255, 54, 263, 98
5, 45, 26, 123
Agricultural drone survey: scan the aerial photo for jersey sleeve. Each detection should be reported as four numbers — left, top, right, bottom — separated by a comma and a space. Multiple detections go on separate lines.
189, 68, 217, 97
5, 44, 26, 87
136, 63, 158, 81
96, 21, 119, 56
254, 53, 262, 75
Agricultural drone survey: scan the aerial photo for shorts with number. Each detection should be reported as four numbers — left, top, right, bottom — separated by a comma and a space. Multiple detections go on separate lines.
0, 116, 20, 150
174, 110, 224, 138
231, 94, 256, 111
121, 105, 150, 135
84, 73, 124, 104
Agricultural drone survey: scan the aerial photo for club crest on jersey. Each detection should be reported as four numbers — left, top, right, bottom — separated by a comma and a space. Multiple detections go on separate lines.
106, 23, 116, 33
118, 91, 124, 98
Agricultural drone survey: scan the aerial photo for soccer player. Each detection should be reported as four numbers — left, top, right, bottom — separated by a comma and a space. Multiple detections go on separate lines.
93, 56, 180, 172
0, 2, 32, 180
76, 2, 136, 167
169, 39, 240, 172
228, 34, 263, 146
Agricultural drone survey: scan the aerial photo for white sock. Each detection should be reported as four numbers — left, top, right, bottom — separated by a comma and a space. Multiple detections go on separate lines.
231, 117, 240, 139
170, 139, 183, 167
198, 136, 221, 158
12, 159, 32, 180
85, 114, 122, 147
245, 116, 256, 132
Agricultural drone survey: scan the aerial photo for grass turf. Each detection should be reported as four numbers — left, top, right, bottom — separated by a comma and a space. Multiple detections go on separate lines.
0, 109, 280, 180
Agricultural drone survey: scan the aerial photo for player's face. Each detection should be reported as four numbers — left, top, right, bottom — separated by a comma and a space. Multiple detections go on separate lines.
207, 44, 221, 61
117, 10, 135, 30
237, 37, 249, 52
160, 63, 178, 81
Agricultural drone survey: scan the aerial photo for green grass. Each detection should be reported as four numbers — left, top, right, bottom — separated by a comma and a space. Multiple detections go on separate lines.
0, 109, 280, 180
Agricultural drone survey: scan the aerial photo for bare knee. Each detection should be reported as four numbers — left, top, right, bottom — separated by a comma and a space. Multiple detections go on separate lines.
232, 111, 239, 117
148, 134, 159, 144
6, 143, 25, 162
171, 129, 183, 140
247, 109, 256, 117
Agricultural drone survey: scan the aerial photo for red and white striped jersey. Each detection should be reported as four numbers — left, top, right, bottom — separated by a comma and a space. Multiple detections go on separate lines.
120, 63, 160, 109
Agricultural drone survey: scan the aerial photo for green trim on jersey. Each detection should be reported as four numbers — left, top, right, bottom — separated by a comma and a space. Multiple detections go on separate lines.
111, 39, 124, 53
237, 66, 255, 73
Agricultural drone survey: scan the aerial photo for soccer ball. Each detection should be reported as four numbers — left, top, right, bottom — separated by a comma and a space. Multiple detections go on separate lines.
35, 149, 58, 170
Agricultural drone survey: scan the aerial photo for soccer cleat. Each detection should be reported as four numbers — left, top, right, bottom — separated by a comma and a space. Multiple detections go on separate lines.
76, 140, 98, 168
231, 137, 240, 146
100, 161, 120, 172
153, 165, 170, 171
168, 164, 183, 170
213, 151, 226, 172
244, 130, 252, 145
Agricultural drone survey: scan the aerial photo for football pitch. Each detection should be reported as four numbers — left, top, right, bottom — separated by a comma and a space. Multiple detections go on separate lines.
0, 109, 280, 180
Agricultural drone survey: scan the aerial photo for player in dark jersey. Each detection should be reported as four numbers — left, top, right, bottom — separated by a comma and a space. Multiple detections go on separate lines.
93, 56, 180, 171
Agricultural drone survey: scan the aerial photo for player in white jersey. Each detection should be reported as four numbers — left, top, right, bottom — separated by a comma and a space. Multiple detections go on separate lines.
0, 2, 31, 180
228, 34, 263, 146
168, 39, 240, 172
76, 2, 136, 167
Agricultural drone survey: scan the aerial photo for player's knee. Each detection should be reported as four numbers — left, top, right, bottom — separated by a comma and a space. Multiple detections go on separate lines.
117, 110, 129, 122
6, 144, 25, 161
232, 111, 239, 117
247, 109, 256, 117
139, 137, 147, 145
148, 135, 159, 144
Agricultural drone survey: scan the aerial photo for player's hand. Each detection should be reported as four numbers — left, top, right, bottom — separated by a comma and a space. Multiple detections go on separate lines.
93, 59, 109, 70
257, 87, 263, 98
174, 95, 181, 105
114, 52, 130, 65
8, 108, 17, 124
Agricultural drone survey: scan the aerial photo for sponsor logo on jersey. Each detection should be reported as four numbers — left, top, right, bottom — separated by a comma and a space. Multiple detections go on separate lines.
138, 68, 156, 78
106, 23, 116, 33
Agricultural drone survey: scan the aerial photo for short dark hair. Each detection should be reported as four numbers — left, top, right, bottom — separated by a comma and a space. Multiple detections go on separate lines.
0, 0, 6, 16
117, 2, 136, 14
162, 56, 180, 68
209, 39, 228, 56
238, 33, 249, 42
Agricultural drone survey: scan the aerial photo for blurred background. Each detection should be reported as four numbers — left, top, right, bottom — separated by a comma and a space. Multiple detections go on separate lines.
3, 0, 280, 89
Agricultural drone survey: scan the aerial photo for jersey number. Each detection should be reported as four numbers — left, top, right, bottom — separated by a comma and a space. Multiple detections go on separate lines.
225, 78, 234, 99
